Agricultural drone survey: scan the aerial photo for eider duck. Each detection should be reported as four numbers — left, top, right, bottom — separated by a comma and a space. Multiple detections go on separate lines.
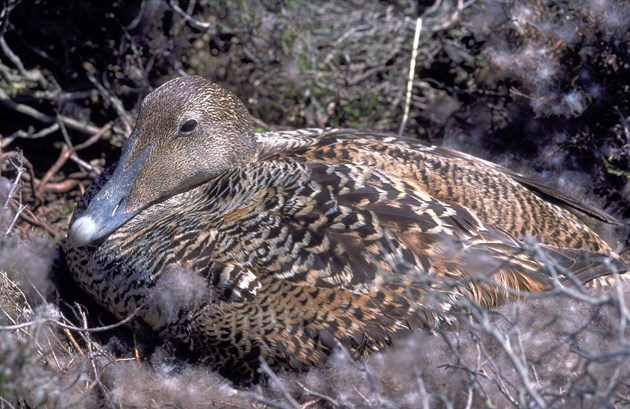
64, 75, 628, 380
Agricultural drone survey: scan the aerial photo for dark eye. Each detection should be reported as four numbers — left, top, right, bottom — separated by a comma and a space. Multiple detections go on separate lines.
179, 119, 198, 134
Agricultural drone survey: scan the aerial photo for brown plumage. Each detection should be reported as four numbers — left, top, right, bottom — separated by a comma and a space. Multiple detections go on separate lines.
63, 75, 628, 380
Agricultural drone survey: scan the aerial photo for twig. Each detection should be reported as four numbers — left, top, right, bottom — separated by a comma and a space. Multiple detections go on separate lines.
211, 400, 244, 409
398, 17, 422, 136
0, 36, 43, 83
2, 154, 28, 235
301, 399, 321, 408
0, 306, 141, 333
258, 359, 301, 409
297, 381, 339, 407
413, 370, 430, 409
346, 65, 390, 86
38, 179, 79, 193
0, 396, 17, 409
84, 63, 133, 134
169, 0, 211, 29
14, 206, 57, 237
63, 328, 85, 356
246, 395, 291, 409
80, 307, 99, 378
464, 314, 547, 407
5, 202, 26, 235
0, 0, 22, 38
36, 144, 74, 199
69, 153, 101, 174
0, 88, 102, 135
427, 0, 472, 31
73, 122, 112, 151
36, 122, 111, 197
2, 153, 23, 211
2, 122, 60, 148
45, 335, 63, 371
352, 385, 369, 404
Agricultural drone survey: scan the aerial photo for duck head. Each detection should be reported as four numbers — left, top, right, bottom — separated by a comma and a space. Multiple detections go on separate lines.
67, 76, 256, 247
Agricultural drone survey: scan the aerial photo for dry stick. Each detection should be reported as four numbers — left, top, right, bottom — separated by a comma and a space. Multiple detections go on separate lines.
346, 65, 390, 86
0, 396, 17, 408
246, 395, 292, 409
69, 153, 101, 175
431, 0, 470, 31
15, 206, 57, 237
36, 144, 73, 199
133, 344, 141, 366
425, 0, 444, 15
301, 399, 321, 408
0, 0, 19, 37
78, 307, 113, 408
352, 386, 369, 404
2, 122, 60, 148
0, 89, 101, 135
437, 326, 505, 406
169, 0, 211, 29
468, 319, 546, 408
398, 17, 422, 136
461, 312, 520, 406
0, 37, 43, 83
45, 336, 64, 372
413, 370, 430, 409
296, 382, 339, 407
83, 64, 133, 135
0, 306, 140, 333
257, 359, 302, 409
73, 122, 112, 151
211, 400, 245, 409
39, 179, 79, 193
35, 122, 111, 198
3, 157, 28, 235
57, 112, 75, 150
63, 327, 85, 356
2, 155, 23, 210
5, 202, 27, 235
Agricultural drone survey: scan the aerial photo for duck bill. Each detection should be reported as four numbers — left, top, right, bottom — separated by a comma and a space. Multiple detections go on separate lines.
67, 142, 152, 248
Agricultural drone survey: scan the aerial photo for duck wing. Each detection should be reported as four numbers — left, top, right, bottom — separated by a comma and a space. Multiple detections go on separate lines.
190, 159, 586, 373
261, 160, 559, 301
432, 145, 622, 225
261, 129, 619, 254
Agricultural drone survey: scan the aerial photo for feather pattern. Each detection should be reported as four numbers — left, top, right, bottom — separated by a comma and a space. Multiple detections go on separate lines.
64, 76, 628, 381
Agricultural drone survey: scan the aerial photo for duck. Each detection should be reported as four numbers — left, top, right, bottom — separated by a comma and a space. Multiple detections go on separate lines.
64, 75, 628, 381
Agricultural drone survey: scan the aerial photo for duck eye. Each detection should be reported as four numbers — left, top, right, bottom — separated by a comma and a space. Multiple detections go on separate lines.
179, 119, 198, 134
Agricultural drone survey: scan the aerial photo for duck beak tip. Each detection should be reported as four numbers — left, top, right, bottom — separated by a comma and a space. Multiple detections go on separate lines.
67, 215, 98, 248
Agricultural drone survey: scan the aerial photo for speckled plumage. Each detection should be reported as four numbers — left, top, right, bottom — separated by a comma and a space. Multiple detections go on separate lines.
64, 76, 628, 380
